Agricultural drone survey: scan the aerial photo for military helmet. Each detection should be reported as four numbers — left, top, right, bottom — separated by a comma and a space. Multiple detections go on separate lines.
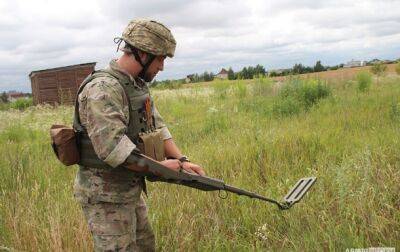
121, 19, 176, 57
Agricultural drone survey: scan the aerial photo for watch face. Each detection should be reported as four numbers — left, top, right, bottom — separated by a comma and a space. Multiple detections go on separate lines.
179, 156, 190, 162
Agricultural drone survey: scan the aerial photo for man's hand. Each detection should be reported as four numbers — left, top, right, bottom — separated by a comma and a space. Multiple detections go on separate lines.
159, 159, 182, 172
160, 159, 205, 176
126, 157, 205, 176
181, 162, 205, 176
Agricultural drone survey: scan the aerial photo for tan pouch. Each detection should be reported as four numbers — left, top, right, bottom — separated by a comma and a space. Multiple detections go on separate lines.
50, 125, 80, 166
137, 129, 165, 161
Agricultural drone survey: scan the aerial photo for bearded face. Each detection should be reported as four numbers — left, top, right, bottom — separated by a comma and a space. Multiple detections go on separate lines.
141, 55, 165, 82
142, 70, 155, 82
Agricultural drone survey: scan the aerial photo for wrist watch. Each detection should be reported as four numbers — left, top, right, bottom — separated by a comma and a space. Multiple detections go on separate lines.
178, 155, 190, 163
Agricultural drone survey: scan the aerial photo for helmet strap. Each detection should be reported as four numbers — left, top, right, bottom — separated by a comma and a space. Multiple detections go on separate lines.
114, 37, 123, 52
138, 54, 155, 79
129, 46, 156, 80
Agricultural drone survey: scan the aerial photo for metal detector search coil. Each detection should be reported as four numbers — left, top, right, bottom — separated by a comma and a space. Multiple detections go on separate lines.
282, 177, 317, 209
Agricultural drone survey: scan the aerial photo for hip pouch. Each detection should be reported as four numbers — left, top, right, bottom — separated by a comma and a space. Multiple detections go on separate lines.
50, 125, 80, 166
137, 129, 165, 161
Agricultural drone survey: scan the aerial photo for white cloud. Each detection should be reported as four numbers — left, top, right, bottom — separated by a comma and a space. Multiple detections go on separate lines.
0, 0, 399, 92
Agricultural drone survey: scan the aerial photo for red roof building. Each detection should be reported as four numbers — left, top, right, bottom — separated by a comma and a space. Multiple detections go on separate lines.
216, 68, 228, 79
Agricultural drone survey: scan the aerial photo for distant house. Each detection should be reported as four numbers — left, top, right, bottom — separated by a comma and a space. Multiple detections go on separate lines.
29, 62, 96, 105
7, 91, 30, 102
185, 74, 195, 83
344, 60, 366, 68
215, 68, 228, 79
269, 68, 291, 76
271, 69, 285, 74
369, 59, 381, 64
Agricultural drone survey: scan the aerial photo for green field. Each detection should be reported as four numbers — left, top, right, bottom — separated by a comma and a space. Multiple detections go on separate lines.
1, 75, 399, 251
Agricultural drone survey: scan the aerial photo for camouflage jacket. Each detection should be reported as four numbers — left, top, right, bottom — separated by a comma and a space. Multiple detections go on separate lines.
74, 59, 171, 203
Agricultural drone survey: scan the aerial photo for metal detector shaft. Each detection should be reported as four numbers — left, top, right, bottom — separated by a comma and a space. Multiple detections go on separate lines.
223, 184, 290, 209
124, 153, 317, 210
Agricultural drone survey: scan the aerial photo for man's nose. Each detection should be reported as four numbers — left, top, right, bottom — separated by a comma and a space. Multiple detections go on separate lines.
159, 60, 164, 71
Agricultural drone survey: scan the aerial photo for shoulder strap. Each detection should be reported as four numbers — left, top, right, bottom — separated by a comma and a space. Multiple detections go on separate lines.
73, 69, 132, 132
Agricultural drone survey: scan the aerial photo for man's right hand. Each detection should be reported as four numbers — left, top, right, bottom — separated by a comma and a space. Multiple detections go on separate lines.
125, 156, 182, 173
159, 159, 182, 172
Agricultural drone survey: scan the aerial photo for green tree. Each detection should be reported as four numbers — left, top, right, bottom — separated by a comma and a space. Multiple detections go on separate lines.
241, 67, 249, 79
269, 71, 278, 77
201, 72, 208, 82
255, 64, 266, 76
292, 63, 305, 74
370, 62, 387, 85
227, 67, 235, 80
314, 60, 325, 72
235, 72, 243, 79
202, 71, 214, 82
0, 92, 8, 103
247, 66, 255, 79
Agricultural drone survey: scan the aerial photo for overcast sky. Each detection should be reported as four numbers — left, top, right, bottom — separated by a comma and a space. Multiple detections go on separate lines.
1, 0, 399, 92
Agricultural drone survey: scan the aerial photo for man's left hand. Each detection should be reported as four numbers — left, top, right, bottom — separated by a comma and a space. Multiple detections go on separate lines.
181, 162, 205, 176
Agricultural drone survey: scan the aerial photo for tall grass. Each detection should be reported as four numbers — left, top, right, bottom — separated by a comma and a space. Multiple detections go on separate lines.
0, 77, 399, 251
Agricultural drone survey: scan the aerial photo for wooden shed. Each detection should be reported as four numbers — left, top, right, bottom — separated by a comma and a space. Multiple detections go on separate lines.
29, 62, 96, 105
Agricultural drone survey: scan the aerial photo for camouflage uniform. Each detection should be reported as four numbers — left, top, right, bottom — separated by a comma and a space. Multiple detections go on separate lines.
74, 18, 176, 251
74, 59, 172, 251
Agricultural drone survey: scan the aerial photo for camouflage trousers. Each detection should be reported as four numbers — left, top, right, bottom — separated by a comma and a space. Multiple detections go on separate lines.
81, 196, 155, 252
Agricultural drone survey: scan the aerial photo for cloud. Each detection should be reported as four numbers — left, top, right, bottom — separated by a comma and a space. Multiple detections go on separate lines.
0, 0, 399, 92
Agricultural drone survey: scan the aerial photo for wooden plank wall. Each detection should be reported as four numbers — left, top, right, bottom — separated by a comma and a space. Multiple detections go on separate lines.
31, 65, 94, 105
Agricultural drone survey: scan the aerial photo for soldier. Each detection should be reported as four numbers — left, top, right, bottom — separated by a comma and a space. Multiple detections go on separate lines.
73, 19, 205, 251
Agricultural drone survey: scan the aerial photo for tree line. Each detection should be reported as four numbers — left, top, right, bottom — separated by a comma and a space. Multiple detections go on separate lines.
227, 64, 266, 80
269, 60, 333, 77
152, 59, 400, 88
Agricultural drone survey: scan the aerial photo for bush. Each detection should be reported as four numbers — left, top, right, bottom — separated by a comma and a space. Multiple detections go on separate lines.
299, 80, 331, 108
273, 78, 331, 117
370, 62, 387, 85
370, 62, 387, 76
356, 71, 372, 92
10, 98, 33, 110
281, 79, 331, 108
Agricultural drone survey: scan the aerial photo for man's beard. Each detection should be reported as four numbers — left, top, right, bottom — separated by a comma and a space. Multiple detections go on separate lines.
141, 71, 154, 82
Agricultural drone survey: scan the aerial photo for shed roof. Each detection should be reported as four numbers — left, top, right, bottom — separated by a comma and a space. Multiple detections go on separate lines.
217, 68, 228, 75
29, 62, 96, 77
